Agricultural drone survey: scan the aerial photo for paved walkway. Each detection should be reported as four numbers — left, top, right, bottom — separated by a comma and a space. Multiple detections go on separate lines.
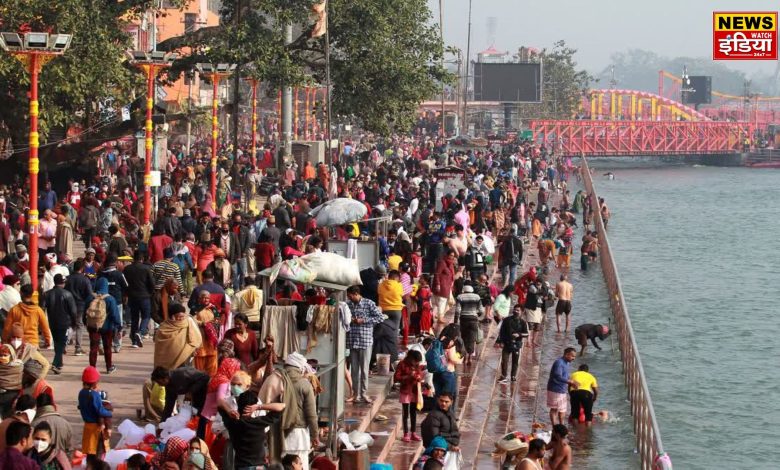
375, 234, 543, 469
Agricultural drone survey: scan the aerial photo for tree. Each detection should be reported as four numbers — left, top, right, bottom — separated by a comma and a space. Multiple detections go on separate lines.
0, 0, 187, 164
160, 0, 447, 136
515, 41, 595, 124
324, 0, 446, 134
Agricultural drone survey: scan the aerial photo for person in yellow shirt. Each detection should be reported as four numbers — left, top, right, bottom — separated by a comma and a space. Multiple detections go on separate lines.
142, 366, 168, 423
377, 270, 404, 339
2, 284, 51, 348
387, 251, 403, 272
569, 364, 598, 425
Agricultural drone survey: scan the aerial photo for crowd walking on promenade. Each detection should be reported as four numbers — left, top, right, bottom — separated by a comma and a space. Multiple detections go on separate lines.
0, 129, 615, 470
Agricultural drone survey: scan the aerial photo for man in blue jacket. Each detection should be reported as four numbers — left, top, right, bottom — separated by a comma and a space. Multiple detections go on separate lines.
546, 347, 578, 425
88, 278, 121, 374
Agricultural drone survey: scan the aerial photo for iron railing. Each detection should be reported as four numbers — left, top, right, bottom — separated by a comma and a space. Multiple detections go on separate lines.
580, 158, 671, 470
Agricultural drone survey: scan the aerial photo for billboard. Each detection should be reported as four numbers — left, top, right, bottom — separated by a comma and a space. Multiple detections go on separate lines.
473, 62, 542, 103
681, 76, 712, 105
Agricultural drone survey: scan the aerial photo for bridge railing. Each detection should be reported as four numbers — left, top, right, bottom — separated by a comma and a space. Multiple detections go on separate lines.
531, 119, 754, 157
580, 158, 671, 470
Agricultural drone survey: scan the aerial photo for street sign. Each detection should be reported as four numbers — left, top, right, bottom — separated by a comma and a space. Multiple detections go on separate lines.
149, 170, 161, 187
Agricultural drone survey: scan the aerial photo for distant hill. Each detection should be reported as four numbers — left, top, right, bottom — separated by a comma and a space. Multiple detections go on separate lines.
591, 48, 774, 96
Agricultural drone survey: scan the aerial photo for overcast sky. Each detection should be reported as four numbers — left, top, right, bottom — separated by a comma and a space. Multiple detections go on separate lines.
429, 0, 780, 76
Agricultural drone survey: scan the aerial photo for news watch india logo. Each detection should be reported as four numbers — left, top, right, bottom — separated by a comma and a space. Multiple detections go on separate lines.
713, 12, 778, 60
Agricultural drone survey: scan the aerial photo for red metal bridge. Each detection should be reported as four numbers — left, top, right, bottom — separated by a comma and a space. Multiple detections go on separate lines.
530, 119, 754, 157
531, 78, 760, 156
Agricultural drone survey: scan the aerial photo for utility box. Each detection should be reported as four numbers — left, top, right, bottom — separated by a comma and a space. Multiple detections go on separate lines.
292, 140, 326, 166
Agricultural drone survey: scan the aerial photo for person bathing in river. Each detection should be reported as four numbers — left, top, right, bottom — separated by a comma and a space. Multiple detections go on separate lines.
555, 274, 573, 333
574, 323, 610, 356
547, 424, 572, 470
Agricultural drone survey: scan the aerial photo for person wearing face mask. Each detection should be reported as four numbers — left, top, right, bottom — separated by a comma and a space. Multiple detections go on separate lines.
0, 346, 24, 419
217, 222, 241, 275
31, 394, 72, 457
26, 422, 71, 470
0, 394, 37, 452
183, 437, 216, 470
218, 378, 283, 470
200, 358, 242, 430
0, 420, 37, 470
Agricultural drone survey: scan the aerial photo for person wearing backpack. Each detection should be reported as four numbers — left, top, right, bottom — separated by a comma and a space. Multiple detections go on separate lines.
98, 255, 128, 354
86, 278, 121, 374
425, 324, 462, 415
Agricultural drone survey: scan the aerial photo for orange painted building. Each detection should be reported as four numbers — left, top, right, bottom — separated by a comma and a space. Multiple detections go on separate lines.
125, 0, 221, 108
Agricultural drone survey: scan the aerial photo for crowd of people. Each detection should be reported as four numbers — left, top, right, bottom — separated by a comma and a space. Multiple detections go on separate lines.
0, 133, 615, 470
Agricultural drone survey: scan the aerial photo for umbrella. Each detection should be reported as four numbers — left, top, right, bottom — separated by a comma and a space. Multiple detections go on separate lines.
310, 198, 367, 226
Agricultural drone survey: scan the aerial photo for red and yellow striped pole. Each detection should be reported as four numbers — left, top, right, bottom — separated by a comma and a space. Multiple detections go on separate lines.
143, 64, 155, 225
211, 75, 220, 202
28, 53, 41, 294
251, 79, 258, 168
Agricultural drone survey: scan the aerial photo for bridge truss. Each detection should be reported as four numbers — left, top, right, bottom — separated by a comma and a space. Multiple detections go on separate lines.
530, 119, 754, 156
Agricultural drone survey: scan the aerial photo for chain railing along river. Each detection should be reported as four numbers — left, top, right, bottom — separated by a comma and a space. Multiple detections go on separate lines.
581, 158, 670, 470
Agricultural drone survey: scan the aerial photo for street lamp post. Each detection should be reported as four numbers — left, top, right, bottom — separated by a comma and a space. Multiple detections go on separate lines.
196, 63, 236, 203
0, 31, 72, 295
128, 50, 178, 226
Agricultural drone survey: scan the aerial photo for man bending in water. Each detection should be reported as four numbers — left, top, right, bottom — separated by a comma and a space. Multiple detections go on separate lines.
555, 274, 574, 333
574, 323, 611, 356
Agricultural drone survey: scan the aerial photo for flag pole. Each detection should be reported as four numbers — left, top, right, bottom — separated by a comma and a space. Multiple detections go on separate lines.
324, 1, 333, 168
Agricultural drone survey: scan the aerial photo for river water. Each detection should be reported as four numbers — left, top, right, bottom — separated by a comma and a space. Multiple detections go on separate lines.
537, 243, 638, 469
593, 165, 780, 469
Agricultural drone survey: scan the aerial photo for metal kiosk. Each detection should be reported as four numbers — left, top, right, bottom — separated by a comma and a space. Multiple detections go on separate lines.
257, 268, 348, 456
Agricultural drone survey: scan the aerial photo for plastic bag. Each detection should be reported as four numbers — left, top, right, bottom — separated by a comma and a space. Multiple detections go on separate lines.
310, 198, 367, 226
494, 431, 529, 455
443, 451, 462, 470
116, 419, 156, 447
301, 252, 362, 286
163, 427, 196, 444
158, 403, 195, 439
278, 258, 317, 284
348, 430, 374, 448
103, 449, 147, 469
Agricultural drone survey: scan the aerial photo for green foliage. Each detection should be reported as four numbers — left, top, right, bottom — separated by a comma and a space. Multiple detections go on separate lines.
326, 0, 446, 134
516, 41, 595, 122
166, 0, 446, 136
0, 0, 446, 160
0, 0, 185, 158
